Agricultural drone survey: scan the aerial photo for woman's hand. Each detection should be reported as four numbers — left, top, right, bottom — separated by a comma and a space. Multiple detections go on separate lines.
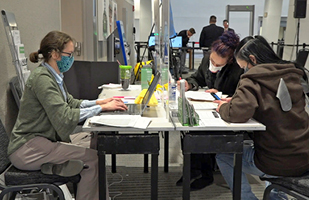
100, 100, 128, 111
220, 97, 232, 102
96, 98, 123, 105
213, 99, 229, 112
176, 80, 191, 91
205, 88, 218, 93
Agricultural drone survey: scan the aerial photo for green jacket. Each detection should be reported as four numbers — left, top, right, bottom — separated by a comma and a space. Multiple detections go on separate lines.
8, 65, 83, 156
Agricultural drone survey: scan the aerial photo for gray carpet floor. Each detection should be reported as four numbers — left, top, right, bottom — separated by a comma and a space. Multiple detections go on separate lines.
107, 166, 265, 200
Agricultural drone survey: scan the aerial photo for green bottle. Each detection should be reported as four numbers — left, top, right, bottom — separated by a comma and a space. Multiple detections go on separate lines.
141, 65, 152, 90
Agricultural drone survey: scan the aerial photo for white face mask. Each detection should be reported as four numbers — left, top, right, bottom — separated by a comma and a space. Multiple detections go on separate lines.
209, 60, 225, 73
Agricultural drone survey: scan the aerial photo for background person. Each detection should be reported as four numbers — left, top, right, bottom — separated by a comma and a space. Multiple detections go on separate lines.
223, 19, 235, 33
199, 15, 224, 57
176, 31, 244, 191
177, 28, 196, 74
7, 30, 127, 200
215, 35, 309, 200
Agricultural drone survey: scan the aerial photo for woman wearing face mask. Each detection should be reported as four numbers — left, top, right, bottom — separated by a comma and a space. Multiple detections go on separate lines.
215, 35, 309, 200
7, 31, 127, 200
175, 31, 244, 191
178, 31, 245, 96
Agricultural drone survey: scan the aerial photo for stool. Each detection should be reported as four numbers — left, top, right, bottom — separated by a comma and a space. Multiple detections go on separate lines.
261, 172, 309, 200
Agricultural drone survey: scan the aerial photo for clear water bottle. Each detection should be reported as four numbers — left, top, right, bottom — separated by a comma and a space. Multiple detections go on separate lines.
169, 79, 176, 106
141, 65, 152, 90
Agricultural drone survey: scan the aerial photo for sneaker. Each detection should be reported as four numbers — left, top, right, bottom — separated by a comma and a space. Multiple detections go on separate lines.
190, 176, 214, 191
41, 160, 84, 177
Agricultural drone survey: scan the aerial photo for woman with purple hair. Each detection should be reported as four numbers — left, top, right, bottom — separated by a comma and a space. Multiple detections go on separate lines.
176, 31, 244, 191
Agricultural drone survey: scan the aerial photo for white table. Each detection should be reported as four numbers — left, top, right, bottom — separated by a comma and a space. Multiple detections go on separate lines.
83, 85, 174, 200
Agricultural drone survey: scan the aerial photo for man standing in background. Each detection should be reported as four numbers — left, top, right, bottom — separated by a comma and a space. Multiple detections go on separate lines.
199, 15, 224, 56
223, 19, 235, 33
177, 28, 196, 74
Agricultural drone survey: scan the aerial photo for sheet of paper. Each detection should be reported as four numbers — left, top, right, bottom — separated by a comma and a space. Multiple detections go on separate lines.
195, 110, 227, 127
89, 115, 152, 129
199, 118, 227, 127
185, 91, 222, 101
191, 102, 217, 110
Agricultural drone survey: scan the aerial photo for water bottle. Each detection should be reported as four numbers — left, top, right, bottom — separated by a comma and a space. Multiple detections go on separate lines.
169, 79, 176, 106
141, 65, 152, 90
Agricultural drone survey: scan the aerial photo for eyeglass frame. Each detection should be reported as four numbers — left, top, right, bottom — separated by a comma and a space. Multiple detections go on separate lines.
61, 51, 74, 58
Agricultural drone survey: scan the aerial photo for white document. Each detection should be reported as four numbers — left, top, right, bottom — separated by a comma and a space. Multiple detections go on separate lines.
89, 115, 152, 129
191, 102, 217, 110
185, 91, 222, 101
195, 110, 227, 127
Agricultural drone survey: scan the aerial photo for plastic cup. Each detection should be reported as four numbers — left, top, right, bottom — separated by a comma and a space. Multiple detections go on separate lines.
119, 65, 132, 90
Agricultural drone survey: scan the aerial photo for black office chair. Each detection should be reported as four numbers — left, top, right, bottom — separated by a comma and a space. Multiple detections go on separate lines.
261, 172, 309, 200
296, 48, 309, 68
0, 118, 81, 200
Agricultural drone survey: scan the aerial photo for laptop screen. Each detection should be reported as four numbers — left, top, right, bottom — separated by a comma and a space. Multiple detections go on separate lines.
140, 71, 161, 114
170, 36, 182, 48
148, 36, 155, 46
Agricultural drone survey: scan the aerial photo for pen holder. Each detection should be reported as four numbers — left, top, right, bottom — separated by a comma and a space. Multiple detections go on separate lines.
119, 65, 132, 90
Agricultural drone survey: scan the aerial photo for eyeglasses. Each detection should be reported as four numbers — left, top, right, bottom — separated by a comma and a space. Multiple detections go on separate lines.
61, 51, 74, 58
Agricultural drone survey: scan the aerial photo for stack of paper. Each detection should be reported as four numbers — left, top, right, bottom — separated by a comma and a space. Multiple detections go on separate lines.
89, 115, 152, 129
185, 91, 222, 101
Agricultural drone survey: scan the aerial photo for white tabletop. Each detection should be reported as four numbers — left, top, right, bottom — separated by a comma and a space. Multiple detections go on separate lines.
82, 85, 175, 132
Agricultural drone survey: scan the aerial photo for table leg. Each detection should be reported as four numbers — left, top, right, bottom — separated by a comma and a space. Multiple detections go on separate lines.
111, 154, 116, 173
99, 152, 107, 200
192, 42, 195, 70
151, 153, 159, 200
164, 131, 169, 172
233, 153, 243, 200
183, 153, 191, 200
144, 131, 149, 173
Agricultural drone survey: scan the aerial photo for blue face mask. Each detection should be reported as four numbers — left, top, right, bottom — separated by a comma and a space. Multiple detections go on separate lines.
56, 55, 74, 73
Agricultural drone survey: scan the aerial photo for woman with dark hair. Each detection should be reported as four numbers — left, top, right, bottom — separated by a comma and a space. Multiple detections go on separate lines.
8, 31, 127, 200
216, 35, 309, 199
176, 31, 244, 190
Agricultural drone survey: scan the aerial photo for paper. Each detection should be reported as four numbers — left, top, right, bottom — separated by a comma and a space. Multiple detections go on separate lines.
89, 115, 152, 129
98, 83, 121, 89
195, 110, 227, 127
186, 91, 222, 101
191, 102, 217, 110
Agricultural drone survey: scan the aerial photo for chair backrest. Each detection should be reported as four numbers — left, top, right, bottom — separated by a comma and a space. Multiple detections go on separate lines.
296, 48, 309, 68
0, 118, 11, 174
9, 76, 22, 109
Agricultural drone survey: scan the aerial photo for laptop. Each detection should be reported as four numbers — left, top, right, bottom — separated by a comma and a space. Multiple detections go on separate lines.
102, 71, 161, 116
170, 36, 182, 48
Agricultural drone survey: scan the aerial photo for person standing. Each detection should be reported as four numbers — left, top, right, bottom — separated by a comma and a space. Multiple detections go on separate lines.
177, 28, 196, 74
199, 15, 224, 56
223, 19, 235, 33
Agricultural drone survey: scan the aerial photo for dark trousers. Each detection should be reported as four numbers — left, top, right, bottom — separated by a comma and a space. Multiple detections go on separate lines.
181, 132, 216, 178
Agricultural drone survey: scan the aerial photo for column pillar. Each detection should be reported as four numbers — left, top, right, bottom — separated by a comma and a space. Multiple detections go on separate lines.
261, 0, 283, 52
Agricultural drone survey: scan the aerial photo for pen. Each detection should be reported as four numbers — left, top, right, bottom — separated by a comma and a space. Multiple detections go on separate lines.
113, 96, 124, 98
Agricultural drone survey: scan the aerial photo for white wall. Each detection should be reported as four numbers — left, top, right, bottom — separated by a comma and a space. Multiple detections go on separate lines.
0, 0, 61, 132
